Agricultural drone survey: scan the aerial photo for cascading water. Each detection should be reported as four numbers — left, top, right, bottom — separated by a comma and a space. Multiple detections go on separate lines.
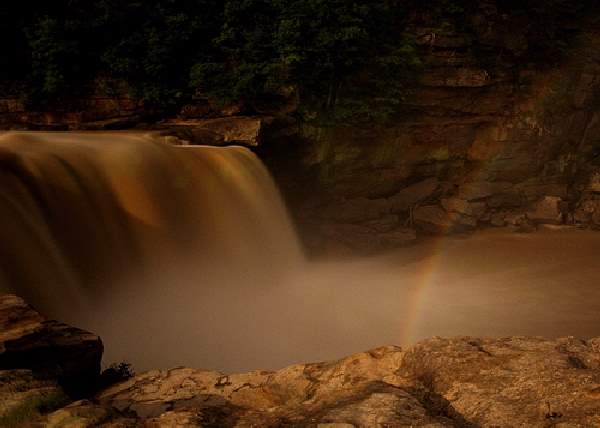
3, 131, 600, 374
0, 132, 305, 370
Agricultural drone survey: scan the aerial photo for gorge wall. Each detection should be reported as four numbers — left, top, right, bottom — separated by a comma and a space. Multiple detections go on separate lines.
260, 7, 600, 254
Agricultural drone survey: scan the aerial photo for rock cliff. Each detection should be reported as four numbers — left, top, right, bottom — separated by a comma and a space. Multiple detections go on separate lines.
259, 8, 600, 253
0, 294, 103, 397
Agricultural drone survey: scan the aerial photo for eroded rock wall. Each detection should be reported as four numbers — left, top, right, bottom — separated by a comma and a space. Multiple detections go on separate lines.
262, 11, 600, 254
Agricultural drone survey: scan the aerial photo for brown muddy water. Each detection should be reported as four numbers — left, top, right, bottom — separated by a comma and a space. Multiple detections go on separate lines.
1, 132, 599, 373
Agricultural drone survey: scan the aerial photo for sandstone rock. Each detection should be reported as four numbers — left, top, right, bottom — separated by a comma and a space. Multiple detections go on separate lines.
98, 346, 452, 427
528, 196, 562, 224
574, 199, 600, 226
161, 116, 270, 147
401, 336, 600, 427
323, 223, 416, 255
490, 212, 506, 227
589, 172, 600, 193
414, 205, 477, 233
414, 205, 451, 233
517, 182, 568, 200
505, 212, 527, 226
0, 294, 103, 396
416, 31, 471, 48
94, 336, 600, 427
43, 400, 138, 427
468, 126, 508, 161
0, 370, 68, 427
363, 214, 400, 233
487, 191, 522, 209
441, 198, 487, 217
179, 103, 211, 119
388, 178, 439, 212
421, 68, 493, 87
379, 228, 418, 248
322, 198, 391, 223
458, 181, 512, 201
504, 212, 536, 232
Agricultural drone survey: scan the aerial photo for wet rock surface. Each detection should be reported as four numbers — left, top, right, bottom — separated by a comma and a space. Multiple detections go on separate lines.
0, 294, 103, 396
1, 293, 599, 427
0, 370, 69, 427
94, 337, 600, 427
260, 15, 600, 253
159, 116, 272, 147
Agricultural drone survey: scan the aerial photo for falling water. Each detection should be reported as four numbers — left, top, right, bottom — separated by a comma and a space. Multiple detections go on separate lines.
2, 131, 600, 373
0, 132, 306, 369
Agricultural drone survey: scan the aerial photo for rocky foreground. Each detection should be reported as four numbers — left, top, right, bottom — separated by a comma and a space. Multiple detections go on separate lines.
2, 294, 600, 427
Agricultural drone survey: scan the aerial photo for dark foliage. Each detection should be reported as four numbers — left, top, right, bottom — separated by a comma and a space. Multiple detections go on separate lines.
0, 0, 593, 122
97, 362, 135, 391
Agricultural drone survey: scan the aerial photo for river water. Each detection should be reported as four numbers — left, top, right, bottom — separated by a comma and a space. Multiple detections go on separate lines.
1, 132, 599, 373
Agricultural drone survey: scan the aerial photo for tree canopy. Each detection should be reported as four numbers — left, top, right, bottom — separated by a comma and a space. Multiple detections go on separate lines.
0, 0, 591, 124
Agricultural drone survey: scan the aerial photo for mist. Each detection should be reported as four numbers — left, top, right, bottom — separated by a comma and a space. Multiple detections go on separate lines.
2, 132, 600, 374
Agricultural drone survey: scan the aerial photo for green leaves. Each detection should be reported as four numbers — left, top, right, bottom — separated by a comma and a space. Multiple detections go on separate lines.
191, 0, 420, 124
6, 0, 586, 122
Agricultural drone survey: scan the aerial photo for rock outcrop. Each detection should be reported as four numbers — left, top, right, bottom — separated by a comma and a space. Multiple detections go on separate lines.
0, 294, 103, 396
95, 336, 600, 427
0, 370, 69, 427
260, 11, 600, 253
159, 116, 272, 147
1, 293, 599, 427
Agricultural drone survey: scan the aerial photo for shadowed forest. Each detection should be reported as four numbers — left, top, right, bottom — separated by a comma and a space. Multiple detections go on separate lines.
0, 0, 589, 123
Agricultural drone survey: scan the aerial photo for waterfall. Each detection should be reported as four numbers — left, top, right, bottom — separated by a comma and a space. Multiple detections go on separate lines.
0, 132, 304, 369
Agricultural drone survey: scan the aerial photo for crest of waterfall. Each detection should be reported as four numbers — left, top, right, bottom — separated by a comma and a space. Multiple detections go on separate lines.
0, 132, 303, 313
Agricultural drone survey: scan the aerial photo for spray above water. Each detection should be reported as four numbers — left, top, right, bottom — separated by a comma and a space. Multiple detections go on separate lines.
0, 132, 307, 369
0, 131, 303, 293
2, 132, 600, 373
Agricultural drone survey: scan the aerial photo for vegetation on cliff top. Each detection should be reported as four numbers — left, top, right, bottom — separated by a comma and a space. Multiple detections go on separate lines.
0, 0, 592, 124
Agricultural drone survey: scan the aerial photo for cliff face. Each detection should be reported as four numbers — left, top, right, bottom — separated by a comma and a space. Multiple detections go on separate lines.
260, 9, 600, 253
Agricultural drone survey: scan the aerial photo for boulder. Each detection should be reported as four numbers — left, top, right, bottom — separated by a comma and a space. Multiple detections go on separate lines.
441, 198, 487, 217
458, 181, 512, 201
414, 205, 476, 233
0, 294, 103, 396
322, 198, 391, 223
178, 103, 211, 119
414, 205, 449, 232
0, 370, 68, 427
42, 400, 137, 427
517, 182, 568, 200
528, 196, 562, 224
421, 67, 493, 87
378, 228, 418, 248
362, 214, 400, 233
487, 191, 522, 208
490, 212, 506, 227
589, 172, 600, 193
160, 116, 271, 147
388, 178, 439, 212
574, 199, 600, 226
401, 336, 600, 427
98, 346, 452, 427
96, 337, 600, 427
323, 223, 416, 255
